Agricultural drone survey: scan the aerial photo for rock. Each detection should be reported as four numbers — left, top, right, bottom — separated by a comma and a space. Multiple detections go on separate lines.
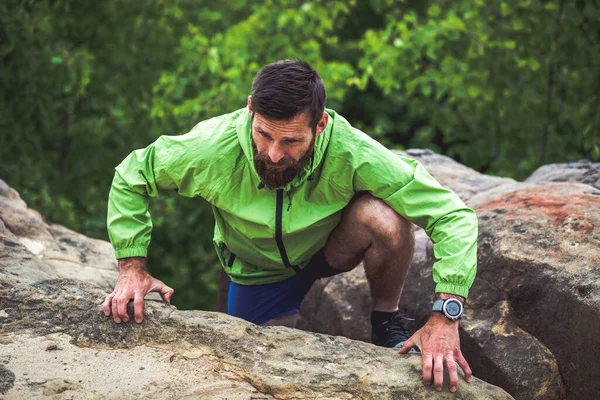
0, 178, 512, 399
45, 344, 60, 351
0, 282, 512, 399
0, 180, 23, 202
470, 183, 600, 400
526, 161, 600, 189
42, 378, 81, 396
0, 181, 118, 290
0, 365, 15, 395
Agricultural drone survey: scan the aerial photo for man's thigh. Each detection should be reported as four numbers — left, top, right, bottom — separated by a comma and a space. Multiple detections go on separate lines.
322, 193, 378, 270
323, 192, 411, 271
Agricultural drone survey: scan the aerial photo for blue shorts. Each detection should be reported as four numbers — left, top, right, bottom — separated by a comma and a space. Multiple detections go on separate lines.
227, 249, 344, 325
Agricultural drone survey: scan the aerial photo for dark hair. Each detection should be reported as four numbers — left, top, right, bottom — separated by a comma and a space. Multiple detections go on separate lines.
251, 60, 326, 131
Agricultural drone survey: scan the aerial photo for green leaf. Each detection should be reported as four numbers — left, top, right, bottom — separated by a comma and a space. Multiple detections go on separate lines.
447, 14, 466, 31
468, 86, 481, 98
428, 5, 441, 18
422, 84, 431, 96
529, 58, 541, 71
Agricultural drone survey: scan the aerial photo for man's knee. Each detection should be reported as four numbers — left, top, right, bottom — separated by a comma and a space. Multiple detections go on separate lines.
350, 193, 412, 242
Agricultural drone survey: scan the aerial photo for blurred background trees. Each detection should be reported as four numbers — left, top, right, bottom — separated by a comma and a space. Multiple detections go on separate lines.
1, 0, 598, 310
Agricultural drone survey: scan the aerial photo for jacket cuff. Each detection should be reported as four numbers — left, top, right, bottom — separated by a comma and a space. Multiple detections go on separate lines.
435, 282, 469, 299
114, 247, 147, 259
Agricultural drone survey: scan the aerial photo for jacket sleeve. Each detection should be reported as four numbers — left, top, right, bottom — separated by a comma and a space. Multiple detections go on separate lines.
107, 134, 200, 259
353, 141, 477, 299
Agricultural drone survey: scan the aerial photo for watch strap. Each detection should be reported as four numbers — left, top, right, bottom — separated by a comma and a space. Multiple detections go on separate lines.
432, 299, 444, 312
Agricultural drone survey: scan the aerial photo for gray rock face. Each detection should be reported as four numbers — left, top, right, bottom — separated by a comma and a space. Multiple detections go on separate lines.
0, 178, 512, 399
300, 150, 600, 400
526, 161, 600, 189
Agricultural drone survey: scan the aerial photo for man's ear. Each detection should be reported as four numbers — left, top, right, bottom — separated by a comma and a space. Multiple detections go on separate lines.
247, 96, 253, 113
315, 112, 329, 137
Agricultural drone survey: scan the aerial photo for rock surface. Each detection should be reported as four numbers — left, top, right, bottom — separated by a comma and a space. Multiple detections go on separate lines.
526, 161, 600, 189
471, 183, 600, 400
0, 178, 512, 399
299, 153, 600, 400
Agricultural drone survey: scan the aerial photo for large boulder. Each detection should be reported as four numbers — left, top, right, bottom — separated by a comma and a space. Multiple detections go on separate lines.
0, 179, 511, 399
469, 182, 600, 400
299, 152, 600, 399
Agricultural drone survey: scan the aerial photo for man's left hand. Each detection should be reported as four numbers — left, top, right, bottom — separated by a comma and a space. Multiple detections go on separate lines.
399, 312, 472, 392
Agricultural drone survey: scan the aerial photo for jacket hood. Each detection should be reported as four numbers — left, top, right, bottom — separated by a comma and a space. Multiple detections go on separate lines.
235, 107, 334, 191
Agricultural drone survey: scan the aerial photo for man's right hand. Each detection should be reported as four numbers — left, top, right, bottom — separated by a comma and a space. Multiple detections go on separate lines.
102, 257, 174, 324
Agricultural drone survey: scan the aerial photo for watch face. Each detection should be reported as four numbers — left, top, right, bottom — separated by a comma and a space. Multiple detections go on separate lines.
446, 301, 461, 316
443, 299, 463, 319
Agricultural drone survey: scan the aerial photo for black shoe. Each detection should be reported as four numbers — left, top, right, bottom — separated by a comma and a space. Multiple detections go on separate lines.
371, 311, 414, 349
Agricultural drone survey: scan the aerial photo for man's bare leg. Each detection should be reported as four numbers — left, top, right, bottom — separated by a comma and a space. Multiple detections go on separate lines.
262, 193, 414, 327
323, 193, 414, 312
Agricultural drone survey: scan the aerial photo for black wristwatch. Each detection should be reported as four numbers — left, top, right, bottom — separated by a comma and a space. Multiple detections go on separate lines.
432, 298, 464, 320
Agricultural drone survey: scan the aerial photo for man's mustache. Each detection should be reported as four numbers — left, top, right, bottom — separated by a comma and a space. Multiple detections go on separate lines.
255, 153, 294, 168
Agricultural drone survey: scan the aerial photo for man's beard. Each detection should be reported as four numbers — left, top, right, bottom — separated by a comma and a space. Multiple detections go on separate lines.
252, 136, 315, 188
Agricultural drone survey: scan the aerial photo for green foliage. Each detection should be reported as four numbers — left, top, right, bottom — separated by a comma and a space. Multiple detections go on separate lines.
1, 0, 598, 310
356, 0, 600, 176
151, 0, 356, 134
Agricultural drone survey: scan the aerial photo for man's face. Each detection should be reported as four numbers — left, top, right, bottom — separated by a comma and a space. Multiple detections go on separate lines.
249, 102, 328, 188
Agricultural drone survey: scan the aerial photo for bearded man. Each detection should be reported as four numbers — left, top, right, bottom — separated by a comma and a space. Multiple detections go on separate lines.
103, 60, 477, 392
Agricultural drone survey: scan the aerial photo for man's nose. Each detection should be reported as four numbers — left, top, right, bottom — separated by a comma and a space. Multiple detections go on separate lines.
268, 144, 284, 164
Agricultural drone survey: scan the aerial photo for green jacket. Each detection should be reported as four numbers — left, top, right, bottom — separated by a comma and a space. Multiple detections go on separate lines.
107, 108, 477, 298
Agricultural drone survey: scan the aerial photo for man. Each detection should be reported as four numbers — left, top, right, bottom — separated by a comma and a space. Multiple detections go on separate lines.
103, 60, 477, 392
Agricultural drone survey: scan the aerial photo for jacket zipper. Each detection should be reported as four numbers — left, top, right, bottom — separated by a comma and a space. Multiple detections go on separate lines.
276, 189, 300, 273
